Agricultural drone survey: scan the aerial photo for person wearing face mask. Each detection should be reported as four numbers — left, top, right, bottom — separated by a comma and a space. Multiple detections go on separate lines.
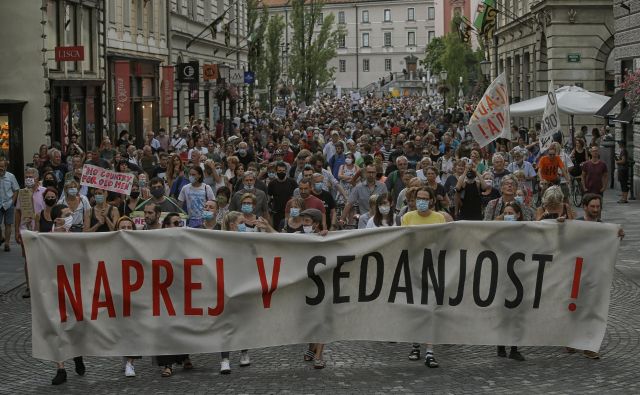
200, 200, 220, 230
85, 188, 120, 232
236, 193, 275, 233
282, 197, 304, 233
178, 166, 215, 228
229, 171, 271, 222
214, 186, 231, 227
120, 183, 141, 216
401, 187, 444, 368
337, 152, 359, 205
48, 203, 86, 385
35, 188, 59, 233
267, 162, 298, 231
484, 175, 534, 221
479, 171, 501, 212
514, 188, 535, 221
57, 180, 91, 232
41, 171, 58, 190
235, 141, 255, 168
366, 193, 394, 228
454, 164, 489, 221
137, 173, 151, 200
496, 202, 524, 222
311, 172, 337, 230
140, 177, 184, 213
14, 167, 46, 297
340, 164, 387, 228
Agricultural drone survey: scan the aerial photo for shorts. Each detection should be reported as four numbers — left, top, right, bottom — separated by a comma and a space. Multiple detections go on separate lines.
0, 206, 15, 225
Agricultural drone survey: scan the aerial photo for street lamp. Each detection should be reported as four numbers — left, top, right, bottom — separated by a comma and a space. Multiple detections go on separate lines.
421, 76, 427, 97
315, 79, 320, 99
439, 71, 448, 107
480, 60, 491, 79
291, 78, 296, 100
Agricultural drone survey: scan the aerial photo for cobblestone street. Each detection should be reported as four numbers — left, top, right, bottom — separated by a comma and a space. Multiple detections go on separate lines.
1, 190, 639, 394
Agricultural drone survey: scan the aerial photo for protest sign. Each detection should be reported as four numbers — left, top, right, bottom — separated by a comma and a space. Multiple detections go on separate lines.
23, 221, 619, 361
80, 164, 134, 195
272, 107, 287, 119
129, 211, 188, 229
468, 73, 510, 147
539, 82, 561, 152
17, 189, 34, 223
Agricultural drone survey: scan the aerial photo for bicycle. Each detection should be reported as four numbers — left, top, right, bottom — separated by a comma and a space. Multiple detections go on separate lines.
570, 176, 583, 207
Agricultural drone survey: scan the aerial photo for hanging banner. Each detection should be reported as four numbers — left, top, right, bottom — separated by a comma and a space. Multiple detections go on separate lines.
203, 64, 219, 81
60, 101, 69, 153
468, 72, 510, 147
189, 82, 200, 103
23, 221, 620, 362
539, 82, 560, 152
114, 60, 131, 123
80, 164, 134, 195
161, 66, 174, 118
177, 61, 199, 83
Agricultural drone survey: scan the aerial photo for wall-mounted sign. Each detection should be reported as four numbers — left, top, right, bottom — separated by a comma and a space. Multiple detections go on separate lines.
567, 53, 581, 63
177, 61, 199, 82
55, 46, 85, 62
229, 69, 244, 85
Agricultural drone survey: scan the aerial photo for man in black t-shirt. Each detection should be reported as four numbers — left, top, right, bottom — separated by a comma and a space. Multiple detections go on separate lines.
267, 162, 297, 231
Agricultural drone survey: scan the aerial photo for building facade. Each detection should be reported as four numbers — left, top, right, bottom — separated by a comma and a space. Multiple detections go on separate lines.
106, 0, 169, 144
265, 0, 436, 93
611, 0, 640, 193
0, 0, 106, 180
491, 0, 614, 131
169, 0, 249, 129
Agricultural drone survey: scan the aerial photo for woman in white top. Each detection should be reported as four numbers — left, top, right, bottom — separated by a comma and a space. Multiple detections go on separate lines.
366, 193, 395, 228
57, 180, 91, 232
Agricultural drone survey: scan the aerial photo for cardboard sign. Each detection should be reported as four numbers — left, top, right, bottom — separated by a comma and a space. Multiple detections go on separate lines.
18, 189, 34, 224
80, 164, 134, 195
539, 82, 560, 152
129, 211, 188, 230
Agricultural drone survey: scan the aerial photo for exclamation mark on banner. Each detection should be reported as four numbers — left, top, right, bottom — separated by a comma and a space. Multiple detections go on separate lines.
568, 257, 583, 312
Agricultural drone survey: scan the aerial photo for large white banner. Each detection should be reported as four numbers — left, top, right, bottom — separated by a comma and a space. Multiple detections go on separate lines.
469, 73, 511, 147
23, 221, 619, 362
539, 82, 561, 152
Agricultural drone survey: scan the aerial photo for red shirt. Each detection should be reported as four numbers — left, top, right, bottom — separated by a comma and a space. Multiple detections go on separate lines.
581, 160, 608, 194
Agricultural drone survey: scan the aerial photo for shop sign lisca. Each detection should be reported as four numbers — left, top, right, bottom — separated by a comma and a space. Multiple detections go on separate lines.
55, 46, 84, 62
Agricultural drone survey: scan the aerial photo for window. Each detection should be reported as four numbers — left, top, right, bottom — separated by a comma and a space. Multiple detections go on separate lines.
339, 60, 346, 73
318, 13, 323, 25
428, 30, 435, 43
362, 32, 369, 47
339, 34, 346, 48
362, 10, 369, 23
64, 2, 77, 71
385, 59, 392, 71
428, 7, 435, 20
408, 8, 415, 21
148, 0, 154, 33
408, 31, 416, 46
136, 0, 143, 30
81, 6, 93, 72
338, 11, 345, 24
363, 59, 370, 72
123, 0, 130, 26
384, 32, 391, 47
383, 9, 391, 22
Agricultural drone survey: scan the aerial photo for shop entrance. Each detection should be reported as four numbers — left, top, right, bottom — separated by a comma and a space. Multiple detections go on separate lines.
0, 100, 26, 184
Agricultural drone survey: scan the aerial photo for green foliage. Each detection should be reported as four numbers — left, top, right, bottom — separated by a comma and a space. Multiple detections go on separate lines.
264, 15, 285, 107
288, 0, 339, 105
247, 0, 268, 97
422, 37, 445, 75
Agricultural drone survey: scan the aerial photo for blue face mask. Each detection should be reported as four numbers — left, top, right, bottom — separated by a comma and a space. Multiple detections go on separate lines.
237, 223, 247, 232
503, 214, 516, 221
514, 196, 524, 205
202, 211, 214, 220
268, 172, 276, 179
241, 203, 253, 214
189, 176, 197, 184
290, 207, 300, 217
94, 194, 105, 204
314, 182, 324, 191
416, 199, 430, 212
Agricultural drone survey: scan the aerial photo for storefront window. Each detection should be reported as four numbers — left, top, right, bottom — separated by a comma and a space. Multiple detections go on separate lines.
142, 78, 154, 97
142, 102, 154, 135
0, 115, 9, 160
64, 2, 77, 71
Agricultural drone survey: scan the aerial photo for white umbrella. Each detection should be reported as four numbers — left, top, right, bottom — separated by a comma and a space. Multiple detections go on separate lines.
510, 85, 611, 116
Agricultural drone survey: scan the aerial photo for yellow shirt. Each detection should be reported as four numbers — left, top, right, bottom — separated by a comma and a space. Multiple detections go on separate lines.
401, 210, 446, 226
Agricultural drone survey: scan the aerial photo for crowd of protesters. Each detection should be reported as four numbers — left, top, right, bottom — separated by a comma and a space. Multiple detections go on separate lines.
0, 93, 627, 385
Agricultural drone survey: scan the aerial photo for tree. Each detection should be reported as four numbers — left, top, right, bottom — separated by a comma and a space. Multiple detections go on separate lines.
264, 15, 285, 109
288, 0, 339, 105
247, 0, 268, 99
421, 37, 446, 75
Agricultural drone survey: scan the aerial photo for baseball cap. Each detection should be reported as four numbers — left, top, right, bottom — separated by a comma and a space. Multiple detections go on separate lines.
299, 208, 322, 224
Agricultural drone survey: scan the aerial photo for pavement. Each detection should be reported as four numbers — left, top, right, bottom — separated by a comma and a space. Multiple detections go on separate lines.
0, 189, 639, 394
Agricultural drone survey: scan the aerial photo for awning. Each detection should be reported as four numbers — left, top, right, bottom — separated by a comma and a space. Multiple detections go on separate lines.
594, 89, 626, 118
612, 105, 636, 124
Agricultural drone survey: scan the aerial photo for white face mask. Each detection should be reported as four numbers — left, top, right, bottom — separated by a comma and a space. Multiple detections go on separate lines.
379, 205, 391, 215
303, 225, 314, 233
25, 177, 35, 187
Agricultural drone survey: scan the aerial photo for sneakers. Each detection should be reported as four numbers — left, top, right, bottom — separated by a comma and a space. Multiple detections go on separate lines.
424, 355, 439, 368
124, 362, 136, 377
508, 350, 525, 361
584, 350, 600, 359
220, 358, 231, 374
239, 351, 251, 367
73, 356, 85, 376
51, 368, 67, 385
408, 349, 420, 360
313, 359, 326, 369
